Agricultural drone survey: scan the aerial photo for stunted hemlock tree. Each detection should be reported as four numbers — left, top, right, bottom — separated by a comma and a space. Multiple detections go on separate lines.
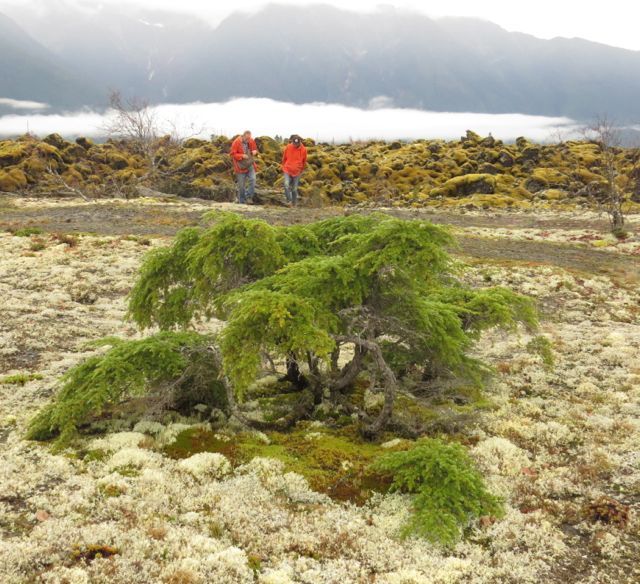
29, 212, 536, 444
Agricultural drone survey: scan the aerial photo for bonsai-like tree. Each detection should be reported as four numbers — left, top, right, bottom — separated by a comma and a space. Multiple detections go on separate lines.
29, 212, 536, 444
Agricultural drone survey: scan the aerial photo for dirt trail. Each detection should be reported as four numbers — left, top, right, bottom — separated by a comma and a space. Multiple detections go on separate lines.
1, 199, 638, 285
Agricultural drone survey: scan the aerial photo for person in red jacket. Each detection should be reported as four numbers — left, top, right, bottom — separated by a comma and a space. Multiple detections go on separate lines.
281, 134, 307, 206
230, 130, 258, 203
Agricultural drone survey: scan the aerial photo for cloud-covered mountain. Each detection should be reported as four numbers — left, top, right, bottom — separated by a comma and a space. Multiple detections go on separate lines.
0, 11, 101, 111
173, 4, 640, 122
1, 0, 211, 103
2, 2, 640, 122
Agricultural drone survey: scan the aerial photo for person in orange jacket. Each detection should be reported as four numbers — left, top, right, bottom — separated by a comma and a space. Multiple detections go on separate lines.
281, 134, 307, 206
230, 130, 258, 204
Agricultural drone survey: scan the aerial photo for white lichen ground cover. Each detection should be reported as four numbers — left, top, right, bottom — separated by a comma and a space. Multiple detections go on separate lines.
0, 223, 638, 583
454, 217, 640, 256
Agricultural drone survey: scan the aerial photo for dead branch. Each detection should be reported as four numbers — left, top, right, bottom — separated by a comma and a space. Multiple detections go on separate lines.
45, 164, 91, 201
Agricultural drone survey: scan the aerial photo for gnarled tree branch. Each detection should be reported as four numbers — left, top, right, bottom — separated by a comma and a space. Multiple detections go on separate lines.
336, 335, 397, 438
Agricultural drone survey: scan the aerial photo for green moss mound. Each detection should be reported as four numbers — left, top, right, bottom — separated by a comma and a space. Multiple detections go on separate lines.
2, 131, 635, 208
164, 424, 396, 503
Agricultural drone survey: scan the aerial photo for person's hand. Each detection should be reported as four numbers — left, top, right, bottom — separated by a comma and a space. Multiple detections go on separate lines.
242, 154, 249, 159
251, 150, 258, 156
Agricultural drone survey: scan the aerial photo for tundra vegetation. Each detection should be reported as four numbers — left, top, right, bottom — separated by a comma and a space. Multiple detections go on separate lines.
1, 113, 639, 580
1, 199, 638, 582
1, 130, 639, 227
27, 211, 536, 543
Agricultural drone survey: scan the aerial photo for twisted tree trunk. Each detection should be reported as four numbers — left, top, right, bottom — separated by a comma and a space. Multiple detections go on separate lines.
336, 335, 398, 439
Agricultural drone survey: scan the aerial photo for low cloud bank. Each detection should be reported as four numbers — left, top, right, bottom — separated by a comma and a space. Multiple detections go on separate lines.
0, 97, 577, 142
0, 97, 50, 111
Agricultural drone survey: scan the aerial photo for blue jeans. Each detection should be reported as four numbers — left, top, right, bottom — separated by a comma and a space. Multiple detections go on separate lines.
236, 166, 256, 203
284, 173, 301, 204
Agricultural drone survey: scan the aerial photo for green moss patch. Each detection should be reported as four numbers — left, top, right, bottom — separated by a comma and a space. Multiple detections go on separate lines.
164, 424, 400, 503
0, 132, 631, 209
0, 372, 44, 385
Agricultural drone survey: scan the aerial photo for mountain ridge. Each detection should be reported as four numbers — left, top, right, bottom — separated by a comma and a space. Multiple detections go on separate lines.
1, 2, 639, 122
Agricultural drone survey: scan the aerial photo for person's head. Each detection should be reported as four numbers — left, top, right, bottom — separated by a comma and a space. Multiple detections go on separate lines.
242, 130, 252, 141
290, 134, 302, 148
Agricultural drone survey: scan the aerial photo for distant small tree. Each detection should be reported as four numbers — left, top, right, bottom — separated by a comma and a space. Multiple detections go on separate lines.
28, 212, 536, 444
105, 90, 160, 151
582, 116, 629, 234
102, 90, 204, 193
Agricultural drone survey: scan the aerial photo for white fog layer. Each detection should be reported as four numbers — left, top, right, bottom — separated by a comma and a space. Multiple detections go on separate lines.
0, 98, 576, 142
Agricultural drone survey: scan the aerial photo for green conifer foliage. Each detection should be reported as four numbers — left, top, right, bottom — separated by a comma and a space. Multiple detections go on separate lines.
372, 439, 504, 546
31, 212, 537, 441
27, 332, 219, 444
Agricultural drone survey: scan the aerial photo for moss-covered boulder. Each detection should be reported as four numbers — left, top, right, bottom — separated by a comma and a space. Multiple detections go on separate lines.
207, 157, 232, 173
0, 141, 30, 167
43, 133, 68, 150
21, 155, 50, 176
524, 177, 546, 193
519, 146, 541, 163
105, 151, 130, 170
61, 143, 87, 164
255, 136, 281, 156
429, 174, 496, 198
478, 163, 500, 175
62, 166, 84, 184
75, 137, 94, 151
0, 168, 28, 191
480, 135, 496, 147
183, 138, 208, 149
525, 168, 570, 193
459, 161, 479, 175
496, 150, 514, 167
462, 130, 481, 144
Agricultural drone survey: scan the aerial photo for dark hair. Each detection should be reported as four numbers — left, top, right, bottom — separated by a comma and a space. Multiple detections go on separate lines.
290, 134, 302, 143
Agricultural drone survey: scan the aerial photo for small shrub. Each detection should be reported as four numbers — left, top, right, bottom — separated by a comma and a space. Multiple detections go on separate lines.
52, 232, 79, 247
29, 236, 47, 251
13, 226, 43, 237
247, 554, 262, 573
526, 335, 555, 370
371, 438, 503, 546
0, 372, 43, 386
585, 496, 629, 528
611, 228, 629, 240
31, 212, 536, 442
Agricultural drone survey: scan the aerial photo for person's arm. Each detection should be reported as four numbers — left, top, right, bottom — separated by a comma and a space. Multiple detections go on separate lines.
282, 146, 288, 166
250, 138, 258, 156
231, 140, 247, 160
302, 147, 308, 168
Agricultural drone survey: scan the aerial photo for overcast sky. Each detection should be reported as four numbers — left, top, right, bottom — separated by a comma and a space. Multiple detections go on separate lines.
3, 0, 640, 51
